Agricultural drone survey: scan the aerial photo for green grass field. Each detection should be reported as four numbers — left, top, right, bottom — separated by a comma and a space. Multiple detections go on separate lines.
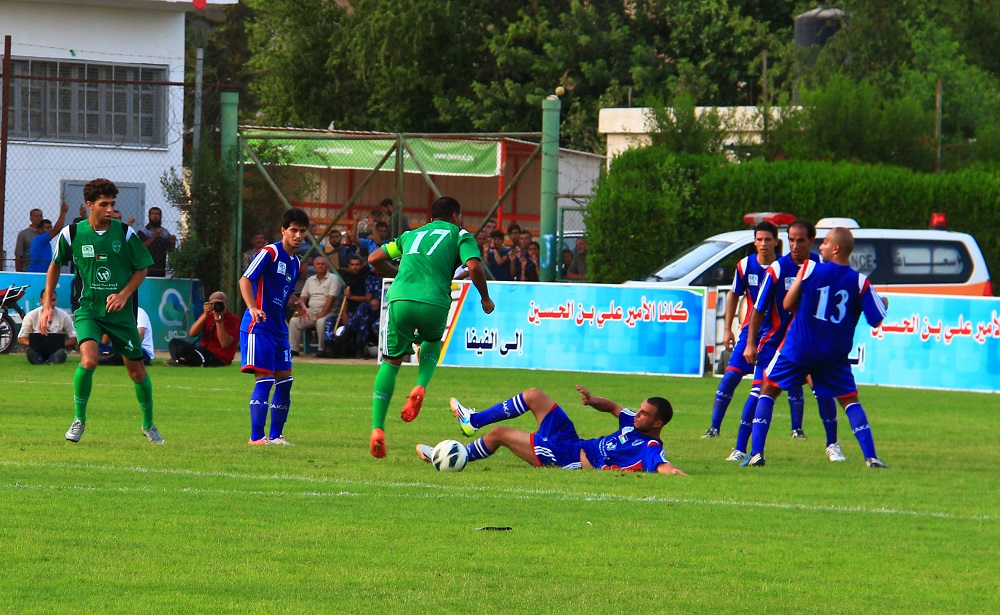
1, 355, 997, 614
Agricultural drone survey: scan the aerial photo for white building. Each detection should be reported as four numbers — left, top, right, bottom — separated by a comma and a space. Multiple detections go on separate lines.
0, 0, 236, 270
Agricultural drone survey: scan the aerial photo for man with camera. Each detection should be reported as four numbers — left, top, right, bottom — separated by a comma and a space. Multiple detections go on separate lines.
166, 291, 239, 367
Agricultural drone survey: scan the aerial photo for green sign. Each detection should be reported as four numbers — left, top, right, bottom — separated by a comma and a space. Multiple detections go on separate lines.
242, 133, 501, 177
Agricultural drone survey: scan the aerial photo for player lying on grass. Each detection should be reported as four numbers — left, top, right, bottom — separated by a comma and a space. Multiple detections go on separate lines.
417, 386, 687, 474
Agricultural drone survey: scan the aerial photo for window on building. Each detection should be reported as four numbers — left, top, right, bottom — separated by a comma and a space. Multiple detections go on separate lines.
8, 58, 168, 147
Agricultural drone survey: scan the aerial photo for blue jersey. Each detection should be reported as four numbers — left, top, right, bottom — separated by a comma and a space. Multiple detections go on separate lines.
241, 242, 301, 338
731, 255, 771, 341
579, 410, 669, 473
781, 261, 887, 365
754, 252, 822, 350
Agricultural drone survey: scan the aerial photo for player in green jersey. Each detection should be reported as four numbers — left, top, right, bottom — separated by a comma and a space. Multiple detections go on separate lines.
39, 178, 163, 444
367, 196, 494, 458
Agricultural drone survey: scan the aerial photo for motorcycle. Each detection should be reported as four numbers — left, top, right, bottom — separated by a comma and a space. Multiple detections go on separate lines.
0, 284, 29, 354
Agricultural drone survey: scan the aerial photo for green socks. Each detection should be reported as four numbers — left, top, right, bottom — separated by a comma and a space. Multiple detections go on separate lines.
372, 362, 399, 430
73, 365, 95, 423
134, 374, 154, 430
416, 340, 442, 388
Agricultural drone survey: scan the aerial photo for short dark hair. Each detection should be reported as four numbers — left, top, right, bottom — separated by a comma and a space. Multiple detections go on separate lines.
149, 207, 162, 215
646, 397, 674, 424
41, 219, 52, 226
430, 196, 461, 220
507, 223, 521, 234
83, 178, 118, 203
375, 221, 389, 231
282, 207, 309, 229
754, 221, 778, 240
788, 219, 816, 240
380, 198, 394, 208
489, 230, 505, 240
529, 241, 540, 250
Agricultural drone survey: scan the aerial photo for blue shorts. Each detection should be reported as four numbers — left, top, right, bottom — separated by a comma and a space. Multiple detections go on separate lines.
765, 350, 857, 399
751, 343, 779, 385
726, 335, 754, 374
241, 330, 292, 375
530, 406, 583, 469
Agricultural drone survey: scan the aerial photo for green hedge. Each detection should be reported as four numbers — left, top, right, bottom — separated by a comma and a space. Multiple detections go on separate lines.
587, 147, 1000, 293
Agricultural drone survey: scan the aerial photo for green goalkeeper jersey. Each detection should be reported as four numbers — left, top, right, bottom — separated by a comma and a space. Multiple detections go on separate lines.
53, 219, 154, 320
383, 219, 481, 309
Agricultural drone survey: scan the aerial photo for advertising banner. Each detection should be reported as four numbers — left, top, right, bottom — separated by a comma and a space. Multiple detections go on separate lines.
0, 272, 202, 351
852, 294, 1000, 393
432, 282, 706, 376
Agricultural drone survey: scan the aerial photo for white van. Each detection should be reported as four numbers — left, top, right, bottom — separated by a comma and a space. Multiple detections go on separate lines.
629, 213, 993, 367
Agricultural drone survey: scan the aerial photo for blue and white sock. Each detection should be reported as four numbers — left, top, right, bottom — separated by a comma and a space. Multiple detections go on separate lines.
466, 438, 494, 462
470, 393, 529, 429
817, 396, 838, 446
749, 395, 776, 457
735, 389, 759, 453
711, 370, 744, 430
844, 402, 877, 459
250, 377, 274, 441
788, 384, 805, 431
269, 376, 293, 439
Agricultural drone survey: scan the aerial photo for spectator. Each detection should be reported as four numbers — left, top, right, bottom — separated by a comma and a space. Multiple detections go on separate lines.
242, 230, 267, 272
26, 202, 70, 272
355, 207, 383, 240
518, 241, 541, 282
337, 270, 382, 359
98, 307, 154, 366
482, 218, 497, 237
510, 229, 533, 280
166, 291, 240, 367
506, 223, 521, 248
138, 207, 176, 277
475, 228, 490, 256
323, 230, 345, 270
560, 248, 574, 279
567, 237, 587, 281
17, 290, 77, 364
112, 209, 136, 227
14, 208, 44, 272
380, 197, 409, 235
296, 220, 324, 261
288, 257, 342, 356
359, 221, 389, 259
485, 230, 512, 281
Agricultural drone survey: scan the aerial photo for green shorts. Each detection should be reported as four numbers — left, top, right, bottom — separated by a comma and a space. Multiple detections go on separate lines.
384, 300, 449, 358
75, 312, 146, 361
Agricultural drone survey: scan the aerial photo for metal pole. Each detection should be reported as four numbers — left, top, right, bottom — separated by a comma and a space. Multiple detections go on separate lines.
935, 78, 943, 173
220, 90, 239, 303
0, 36, 11, 270
193, 48, 203, 164
540, 93, 561, 282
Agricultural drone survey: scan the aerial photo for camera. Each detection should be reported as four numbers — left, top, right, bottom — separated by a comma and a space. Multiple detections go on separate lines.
212, 301, 226, 313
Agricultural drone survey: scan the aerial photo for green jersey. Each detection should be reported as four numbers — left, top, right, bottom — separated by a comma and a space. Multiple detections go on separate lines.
383, 219, 480, 308
53, 219, 154, 320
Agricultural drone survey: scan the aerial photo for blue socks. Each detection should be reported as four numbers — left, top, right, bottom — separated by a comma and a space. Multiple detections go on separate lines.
845, 402, 878, 459
466, 438, 494, 462
817, 396, 838, 446
749, 395, 775, 457
735, 389, 759, 453
788, 385, 805, 431
269, 376, 293, 439
470, 393, 529, 429
711, 370, 745, 430
249, 377, 274, 441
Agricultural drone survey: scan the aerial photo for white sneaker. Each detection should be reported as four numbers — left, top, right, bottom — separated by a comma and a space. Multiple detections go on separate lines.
450, 397, 478, 437
725, 449, 747, 462
143, 425, 164, 444
268, 435, 293, 446
826, 442, 846, 462
65, 419, 85, 442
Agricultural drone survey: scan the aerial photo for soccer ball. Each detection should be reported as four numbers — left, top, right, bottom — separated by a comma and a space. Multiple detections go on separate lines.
431, 439, 468, 472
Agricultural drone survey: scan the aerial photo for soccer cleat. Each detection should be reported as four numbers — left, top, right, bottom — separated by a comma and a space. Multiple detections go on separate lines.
791, 428, 807, 439
400, 385, 425, 422
143, 425, 164, 444
370, 428, 386, 458
65, 419, 85, 442
165, 359, 183, 367
866, 457, 889, 469
450, 397, 477, 437
826, 442, 847, 462
269, 435, 293, 446
51, 349, 68, 364
415, 443, 434, 463
725, 449, 747, 462
248, 437, 271, 446
742, 453, 766, 467
701, 428, 720, 439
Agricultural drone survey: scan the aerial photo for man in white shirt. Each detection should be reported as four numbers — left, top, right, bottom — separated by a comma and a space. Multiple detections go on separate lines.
18, 290, 77, 364
98, 307, 154, 366
288, 257, 343, 355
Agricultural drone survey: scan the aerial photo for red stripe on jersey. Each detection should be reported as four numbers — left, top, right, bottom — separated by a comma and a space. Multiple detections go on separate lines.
603, 461, 643, 472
